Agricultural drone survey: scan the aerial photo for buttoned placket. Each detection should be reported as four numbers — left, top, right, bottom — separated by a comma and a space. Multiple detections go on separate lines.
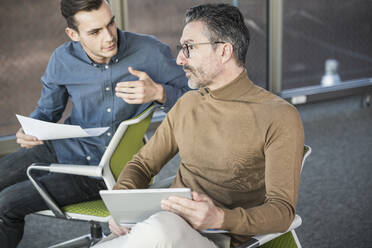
104, 63, 115, 146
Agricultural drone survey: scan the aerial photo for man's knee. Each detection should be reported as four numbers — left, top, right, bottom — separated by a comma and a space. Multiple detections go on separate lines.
0, 190, 19, 224
130, 211, 191, 245
0, 182, 37, 221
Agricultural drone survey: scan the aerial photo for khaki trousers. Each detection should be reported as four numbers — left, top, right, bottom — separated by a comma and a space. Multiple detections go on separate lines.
94, 211, 230, 248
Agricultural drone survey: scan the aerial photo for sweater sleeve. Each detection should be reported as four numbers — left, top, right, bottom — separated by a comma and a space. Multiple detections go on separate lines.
221, 105, 305, 236
114, 106, 179, 190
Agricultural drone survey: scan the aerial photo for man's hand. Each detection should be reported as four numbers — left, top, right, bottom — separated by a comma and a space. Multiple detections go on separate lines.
161, 191, 225, 230
16, 127, 43, 149
108, 216, 130, 236
115, 67, 165, 104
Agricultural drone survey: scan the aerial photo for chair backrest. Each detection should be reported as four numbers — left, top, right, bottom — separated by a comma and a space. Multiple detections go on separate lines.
301, 145, 311, 174
252, 145, 312, 248
101, 105, 156, 189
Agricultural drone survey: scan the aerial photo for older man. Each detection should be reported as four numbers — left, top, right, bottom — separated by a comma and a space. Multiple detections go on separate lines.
97, 3, 304, 248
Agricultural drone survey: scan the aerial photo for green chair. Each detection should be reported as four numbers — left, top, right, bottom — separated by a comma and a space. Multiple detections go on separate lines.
26, 104, 157, 247
237, 145, 312, 248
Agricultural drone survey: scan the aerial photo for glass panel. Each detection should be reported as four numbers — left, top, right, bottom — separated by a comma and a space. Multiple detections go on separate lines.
282, 0, 372, 90
0, 0, 268, 137
0, 0, 68, 136
126, 0, 267, 88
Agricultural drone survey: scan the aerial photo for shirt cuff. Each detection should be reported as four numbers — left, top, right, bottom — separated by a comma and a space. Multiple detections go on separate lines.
160, 84, 177, 112
221, 208, 239, 231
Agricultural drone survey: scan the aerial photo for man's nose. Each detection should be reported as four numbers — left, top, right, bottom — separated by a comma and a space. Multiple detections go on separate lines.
103, 28, 114, 42
176, 50, 186, 66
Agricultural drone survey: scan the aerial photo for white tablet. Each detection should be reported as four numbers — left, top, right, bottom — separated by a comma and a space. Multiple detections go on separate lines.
100, 188, 192, 227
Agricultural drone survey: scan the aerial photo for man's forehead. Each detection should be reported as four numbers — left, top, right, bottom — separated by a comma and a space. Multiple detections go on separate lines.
180, 21, 208, 43
74, 3, 112, 31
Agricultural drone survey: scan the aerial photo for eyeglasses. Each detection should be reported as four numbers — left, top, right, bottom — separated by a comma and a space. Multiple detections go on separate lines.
177, 41, 225, 58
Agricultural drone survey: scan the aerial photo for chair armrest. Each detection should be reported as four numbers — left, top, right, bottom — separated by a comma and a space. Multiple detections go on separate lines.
148, 175, 176, 189
26, 163, 103, 219
48, 163, 102, 177
237, 215, 302, 248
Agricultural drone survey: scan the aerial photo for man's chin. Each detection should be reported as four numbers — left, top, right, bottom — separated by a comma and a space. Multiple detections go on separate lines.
109, 48, 118, 57
103, 46, 118, 57
187, 80, 201, 89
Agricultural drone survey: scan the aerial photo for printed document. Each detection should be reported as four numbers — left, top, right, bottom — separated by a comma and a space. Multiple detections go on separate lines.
16, 115, 109, 140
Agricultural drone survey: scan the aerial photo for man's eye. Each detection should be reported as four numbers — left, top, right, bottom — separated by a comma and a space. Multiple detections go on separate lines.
90, 31, 99, 35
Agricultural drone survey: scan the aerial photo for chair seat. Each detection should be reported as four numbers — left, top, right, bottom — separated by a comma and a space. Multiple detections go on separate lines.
63, 199, 109, 217
260, 231, 298, 248
36, 200, 110, 222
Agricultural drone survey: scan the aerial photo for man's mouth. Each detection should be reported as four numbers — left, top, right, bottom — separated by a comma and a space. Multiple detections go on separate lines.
105, 43, 116, 51
184, 70, 192, 77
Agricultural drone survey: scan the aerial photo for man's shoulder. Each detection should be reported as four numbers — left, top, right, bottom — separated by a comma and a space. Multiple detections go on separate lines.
246, 84, 292, 107
238, 83, 300, 120
50, 41, 80, 62
43, 41, 87, 82
179, 90, 200, 101
167, 90, 199, 111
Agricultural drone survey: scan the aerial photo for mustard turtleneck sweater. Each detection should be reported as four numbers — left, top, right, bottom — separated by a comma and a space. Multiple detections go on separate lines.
114, 70, 305, 246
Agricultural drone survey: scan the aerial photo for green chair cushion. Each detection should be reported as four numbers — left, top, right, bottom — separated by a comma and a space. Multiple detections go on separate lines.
261, 231, 298, 248
62, 200, 109, 217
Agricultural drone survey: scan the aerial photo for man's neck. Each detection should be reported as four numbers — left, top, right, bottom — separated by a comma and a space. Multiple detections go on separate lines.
208, 65, 245, 91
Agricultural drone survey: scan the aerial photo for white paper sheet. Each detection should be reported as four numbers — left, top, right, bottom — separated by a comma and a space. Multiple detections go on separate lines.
16, 115, 109, 140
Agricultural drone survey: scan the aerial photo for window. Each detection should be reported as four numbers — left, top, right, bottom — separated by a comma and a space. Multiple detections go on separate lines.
282, 0, 372, 89
0, 0, 68, 136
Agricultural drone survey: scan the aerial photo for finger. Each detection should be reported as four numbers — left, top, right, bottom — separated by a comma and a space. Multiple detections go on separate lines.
128, 66, 148, 80
116, 81, 142, 88
116, 86, 144, 94
16, 130, 37, 141
116, 92, 145, 101
16, 128, 42, 143
161, 199, 196, 217
168, 196, 198, 209
109, 218, 128, 236
17, 138, 43, 147
122, 98, 146, 104
192, 192, 210, 202
117, 96, 146, 105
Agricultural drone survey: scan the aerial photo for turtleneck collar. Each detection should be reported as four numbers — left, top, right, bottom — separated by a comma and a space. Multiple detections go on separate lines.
198, 70, 255, 101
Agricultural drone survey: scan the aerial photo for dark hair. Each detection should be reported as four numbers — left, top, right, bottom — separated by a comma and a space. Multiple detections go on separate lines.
185, 4, 250, 66
60, 0, 104, 31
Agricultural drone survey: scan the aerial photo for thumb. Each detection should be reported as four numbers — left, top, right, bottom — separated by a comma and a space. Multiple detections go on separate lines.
128, 66, 147, 80
192, 192, 209, 202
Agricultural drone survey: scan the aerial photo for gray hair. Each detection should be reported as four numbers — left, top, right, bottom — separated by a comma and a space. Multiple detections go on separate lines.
185, 4, 250, 66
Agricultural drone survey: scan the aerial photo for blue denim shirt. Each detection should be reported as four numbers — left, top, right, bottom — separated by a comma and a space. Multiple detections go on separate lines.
29, 30, 189, 165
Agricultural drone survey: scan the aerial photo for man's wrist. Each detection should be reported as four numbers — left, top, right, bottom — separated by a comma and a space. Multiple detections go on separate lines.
155, 83, 166, 104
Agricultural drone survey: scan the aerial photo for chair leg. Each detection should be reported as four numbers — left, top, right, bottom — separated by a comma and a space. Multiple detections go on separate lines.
48, 222, 105, 248
48, 234, 91, 248
89, 221, 104, 246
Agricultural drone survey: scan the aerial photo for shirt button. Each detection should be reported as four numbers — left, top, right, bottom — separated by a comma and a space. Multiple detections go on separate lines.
107, 132, 111, 136
105, 87, 110, 91
107, 108, 112, 112
115, 59, 119, 63
160, 106, 165, 110
105, 65, 109, 69
86, 156, 91, 161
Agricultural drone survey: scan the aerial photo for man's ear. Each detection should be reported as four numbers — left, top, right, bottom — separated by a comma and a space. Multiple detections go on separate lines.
220, 43, 234, 64
65, 27, 80, 42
